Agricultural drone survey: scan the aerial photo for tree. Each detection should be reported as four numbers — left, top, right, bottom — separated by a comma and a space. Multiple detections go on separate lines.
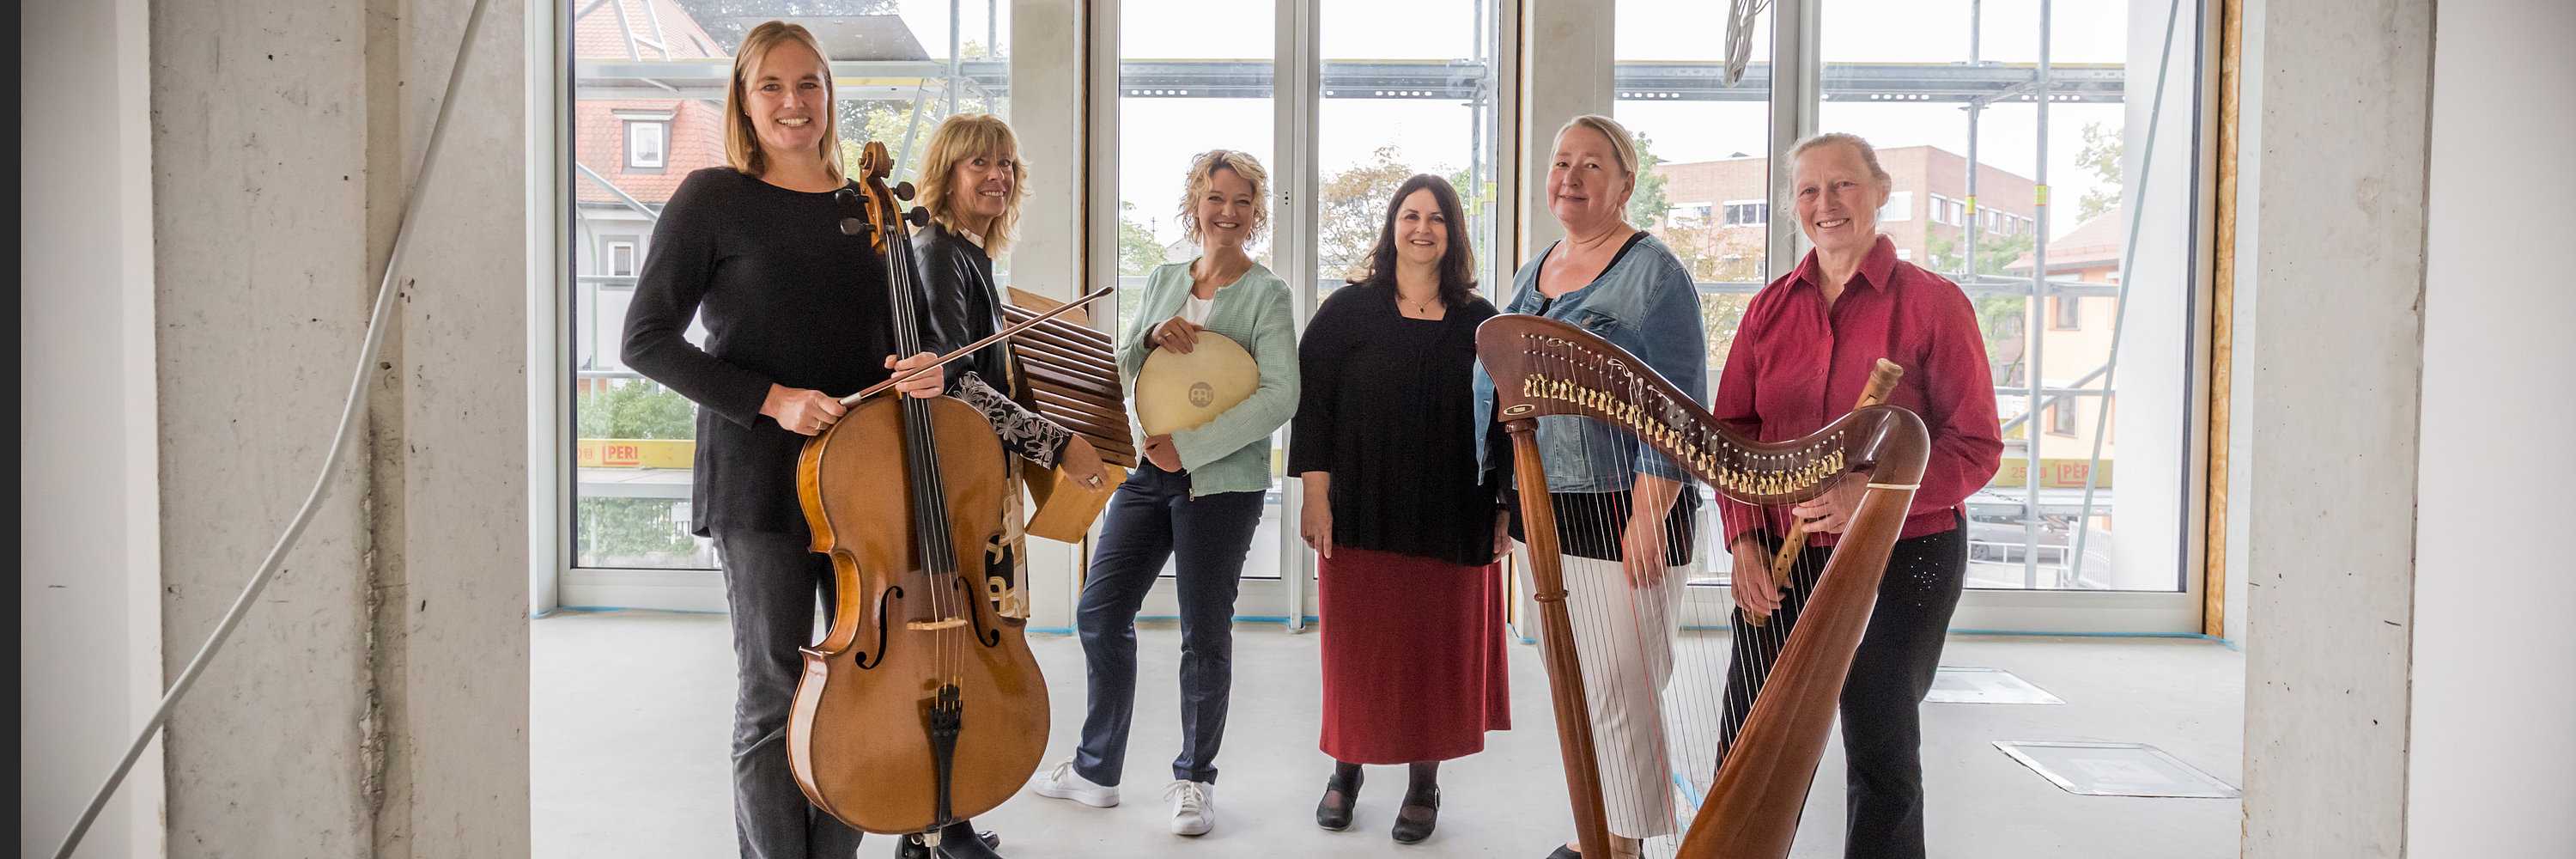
1116, 201, 1167, 277
1627, 132, 1669, 228
574, 379, 702, 560
2075, 122, 2123, 223
578, 379, 698, 440
1318, 145, 1419, 281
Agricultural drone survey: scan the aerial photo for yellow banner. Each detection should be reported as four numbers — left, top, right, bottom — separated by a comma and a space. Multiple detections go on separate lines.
1989, 458, 2112, 489
577, 438, 696, 469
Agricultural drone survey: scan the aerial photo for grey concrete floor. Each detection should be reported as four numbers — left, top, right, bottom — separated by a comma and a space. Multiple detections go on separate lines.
534, 611, 2242, 858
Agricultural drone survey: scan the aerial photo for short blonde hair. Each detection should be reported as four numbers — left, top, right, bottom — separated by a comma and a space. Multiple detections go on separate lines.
724, 21, 844, 182
1556, 114, 1640, 180
914, 113, 1028, 254
1176, 149, 1271, 245
1791, 131, 1893, 201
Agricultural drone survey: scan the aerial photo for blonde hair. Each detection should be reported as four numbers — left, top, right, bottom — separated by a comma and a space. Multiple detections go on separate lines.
1176, 149, 1271, 245
1555, 114, 1640, 180
914, 113, 1028, 254
724, 21, 844, 182
1791, 131, 1893, 201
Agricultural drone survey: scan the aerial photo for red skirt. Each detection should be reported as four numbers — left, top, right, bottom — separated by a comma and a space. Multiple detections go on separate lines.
1318, 547, 1511, 764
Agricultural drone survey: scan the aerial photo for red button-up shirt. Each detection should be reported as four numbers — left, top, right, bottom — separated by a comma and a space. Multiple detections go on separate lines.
1711, 235, 2005, 545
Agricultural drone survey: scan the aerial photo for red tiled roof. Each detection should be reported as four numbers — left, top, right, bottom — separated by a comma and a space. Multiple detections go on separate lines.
574, 0, 726, 60
2006, 205, 2123, 272
572, 0, 729, 205
576, 99, 730, 205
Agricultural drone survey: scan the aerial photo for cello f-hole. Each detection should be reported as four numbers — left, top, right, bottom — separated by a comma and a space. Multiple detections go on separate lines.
856, 585, 902, 670
952, 575, 1002, 648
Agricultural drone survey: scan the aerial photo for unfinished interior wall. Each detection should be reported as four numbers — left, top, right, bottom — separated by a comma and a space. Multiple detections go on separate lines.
144, 0, 530, 854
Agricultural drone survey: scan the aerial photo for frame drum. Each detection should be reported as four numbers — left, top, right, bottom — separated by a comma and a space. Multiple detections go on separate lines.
1134, 332, 1259, 436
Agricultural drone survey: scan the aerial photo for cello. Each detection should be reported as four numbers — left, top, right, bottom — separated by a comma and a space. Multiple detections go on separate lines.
787, 141, 1050, 846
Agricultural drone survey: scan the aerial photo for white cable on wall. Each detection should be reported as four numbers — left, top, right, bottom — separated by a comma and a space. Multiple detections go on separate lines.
49, 0, 494, 854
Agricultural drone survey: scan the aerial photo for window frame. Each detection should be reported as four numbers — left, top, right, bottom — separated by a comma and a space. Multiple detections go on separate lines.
619, 113, 671, 174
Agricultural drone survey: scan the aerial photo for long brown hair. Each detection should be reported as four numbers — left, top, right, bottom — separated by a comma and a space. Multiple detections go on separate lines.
1351, 174, 1478, 308
723, 21, 844, 182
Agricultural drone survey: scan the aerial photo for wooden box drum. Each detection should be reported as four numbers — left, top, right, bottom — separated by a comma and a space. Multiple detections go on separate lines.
1134, 332, 1258, 436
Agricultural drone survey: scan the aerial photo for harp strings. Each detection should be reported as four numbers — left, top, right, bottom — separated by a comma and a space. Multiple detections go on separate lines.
1521, 336, 1846, 856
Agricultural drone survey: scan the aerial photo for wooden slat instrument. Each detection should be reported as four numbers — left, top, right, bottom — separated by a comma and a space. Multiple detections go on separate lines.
1002, 288, 1131, 542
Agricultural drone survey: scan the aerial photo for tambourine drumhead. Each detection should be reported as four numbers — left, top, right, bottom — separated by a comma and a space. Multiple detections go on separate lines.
1135, 332, 1259, 436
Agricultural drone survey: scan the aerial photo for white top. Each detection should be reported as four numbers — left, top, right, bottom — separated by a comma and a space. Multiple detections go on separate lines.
1180, 293, 1215, 326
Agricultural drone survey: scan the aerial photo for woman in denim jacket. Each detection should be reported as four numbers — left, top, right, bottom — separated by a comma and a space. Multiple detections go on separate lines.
1473, 114, 1709, 859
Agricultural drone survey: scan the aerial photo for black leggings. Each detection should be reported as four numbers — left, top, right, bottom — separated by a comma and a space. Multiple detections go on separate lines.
1716, 515, 1968, 859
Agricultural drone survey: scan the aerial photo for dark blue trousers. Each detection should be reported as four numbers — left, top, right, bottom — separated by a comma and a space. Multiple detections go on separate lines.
1071, 463, 1266, 786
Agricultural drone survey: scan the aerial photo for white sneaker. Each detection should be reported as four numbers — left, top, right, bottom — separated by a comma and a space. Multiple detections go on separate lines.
1163, 780, 1215, 836
1029, 760, 1120, 807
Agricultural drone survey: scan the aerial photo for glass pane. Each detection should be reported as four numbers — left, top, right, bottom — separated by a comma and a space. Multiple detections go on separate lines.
1617, 0, 1771, 586
1317, 0, 1503, 302
1117, 0, 1279, 578
1819, 0, 2198, 593
569, 0, 1012, 570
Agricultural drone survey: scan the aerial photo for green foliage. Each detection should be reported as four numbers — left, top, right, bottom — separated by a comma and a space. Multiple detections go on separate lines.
577, 497, 702, 561
1700, 292, 1753, 376
1627, 131, 1669, 228
1926, 229, 2034, 279
1116, 201, 1167, 277
579, 380, 698, 440
2075, 122, 2124, 223
1319, 145, 1417, 281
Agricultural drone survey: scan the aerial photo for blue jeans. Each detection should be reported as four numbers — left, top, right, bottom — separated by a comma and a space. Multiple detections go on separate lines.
1072, 463, 1266, 786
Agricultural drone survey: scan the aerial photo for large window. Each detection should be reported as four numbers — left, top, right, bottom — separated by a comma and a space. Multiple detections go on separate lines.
568, 0, 1011, 574
1820, 0, 2202, 594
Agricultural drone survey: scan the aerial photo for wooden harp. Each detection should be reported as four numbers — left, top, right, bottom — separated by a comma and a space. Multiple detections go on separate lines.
1002, 288, 1133, 542
1477, 314, 1928, 859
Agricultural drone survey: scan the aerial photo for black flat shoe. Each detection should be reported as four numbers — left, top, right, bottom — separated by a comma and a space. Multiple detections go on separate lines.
1315, 769, 1363, 832
1543, 845, 1582, 859
895, 825, 1002, 859
1391, 787, 1439, 844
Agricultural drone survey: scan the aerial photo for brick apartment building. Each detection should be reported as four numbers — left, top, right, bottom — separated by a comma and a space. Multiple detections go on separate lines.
1652, 145, 2042, 278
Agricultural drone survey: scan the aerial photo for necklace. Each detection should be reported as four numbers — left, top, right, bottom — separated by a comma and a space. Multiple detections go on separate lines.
1398, 292, 1441, 317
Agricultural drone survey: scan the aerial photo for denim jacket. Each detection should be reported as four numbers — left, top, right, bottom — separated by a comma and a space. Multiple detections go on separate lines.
1473, 232, 1709, 492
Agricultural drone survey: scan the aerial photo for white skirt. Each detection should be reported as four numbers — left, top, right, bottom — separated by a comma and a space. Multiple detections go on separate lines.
1517, 540, 1688, 839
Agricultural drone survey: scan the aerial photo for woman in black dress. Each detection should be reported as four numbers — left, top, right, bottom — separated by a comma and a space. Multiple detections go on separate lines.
1289, 174, 1510, 845
620, 23, 1000, 859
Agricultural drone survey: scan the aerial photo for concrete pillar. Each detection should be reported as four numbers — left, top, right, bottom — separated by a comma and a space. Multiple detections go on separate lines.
1516, 0, 1614, 259
2237, 0, 2433, 855
143, 0, 529, 854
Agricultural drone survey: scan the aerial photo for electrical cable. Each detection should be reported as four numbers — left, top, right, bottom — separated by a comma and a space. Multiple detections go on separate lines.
49, 0, 494, 854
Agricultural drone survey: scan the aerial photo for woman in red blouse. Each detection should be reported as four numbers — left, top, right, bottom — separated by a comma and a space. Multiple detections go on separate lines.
1710, 132, 2003, 859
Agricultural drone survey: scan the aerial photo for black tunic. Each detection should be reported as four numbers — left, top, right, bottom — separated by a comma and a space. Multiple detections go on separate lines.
1287, 284, 1501, 566
916, 222, 1015, 390
621, 168, 957, 537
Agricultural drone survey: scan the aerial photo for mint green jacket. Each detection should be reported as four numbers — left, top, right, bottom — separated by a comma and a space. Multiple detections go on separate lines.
1119, 260, 1302, 496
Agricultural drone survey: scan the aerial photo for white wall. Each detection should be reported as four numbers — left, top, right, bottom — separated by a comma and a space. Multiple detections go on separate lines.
2406, 0, 2576, 854
20, 0, 165, 855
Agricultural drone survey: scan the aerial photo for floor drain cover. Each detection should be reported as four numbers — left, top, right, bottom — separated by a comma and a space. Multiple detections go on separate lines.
1993, 741, 2240, 798
1928, 666, 2065, 704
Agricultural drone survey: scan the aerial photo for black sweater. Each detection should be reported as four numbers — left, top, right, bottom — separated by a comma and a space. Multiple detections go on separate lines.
622, 168, 957, 537
1287, 283, 1501, 566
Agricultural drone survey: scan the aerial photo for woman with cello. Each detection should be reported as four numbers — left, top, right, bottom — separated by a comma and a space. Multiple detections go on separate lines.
622, 22, 1024, 859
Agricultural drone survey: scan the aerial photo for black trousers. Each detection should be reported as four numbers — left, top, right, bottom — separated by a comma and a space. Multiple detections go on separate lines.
1071, 463, 1266, 786
1716, 515, 1968, 859
713, 530, 866, 859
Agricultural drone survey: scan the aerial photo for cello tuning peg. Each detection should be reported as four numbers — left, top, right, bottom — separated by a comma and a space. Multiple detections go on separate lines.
904, 206, 931, 228
841, 217, 868, 236
893, 181, 916, 201
833, 187, 859, 204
